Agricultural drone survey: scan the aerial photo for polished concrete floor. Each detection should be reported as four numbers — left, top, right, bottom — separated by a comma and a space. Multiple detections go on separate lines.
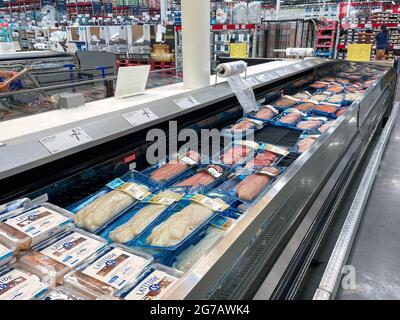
337, 108, 400, 300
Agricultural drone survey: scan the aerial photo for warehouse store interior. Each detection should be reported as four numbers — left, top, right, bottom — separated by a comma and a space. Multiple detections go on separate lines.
0, 0, 399, 303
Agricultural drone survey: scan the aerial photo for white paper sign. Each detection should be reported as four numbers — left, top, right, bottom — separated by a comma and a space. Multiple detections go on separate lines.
122, 108, 159, 127
39, 127, 92, 154
173, 96, 201, 110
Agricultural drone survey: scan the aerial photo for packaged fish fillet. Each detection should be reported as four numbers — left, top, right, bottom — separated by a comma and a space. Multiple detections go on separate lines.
63, 244, 152, 298
0, 264, 48, 300
344, 92, 362, 102
101, 189, 183, 245
271, 95, 299, 110
327, 94, 345, 105
318, 120, 336, 134
18, 227, 108, 288
216, 166, 282, 203
293, 91, 312, 100
116, 264, 183, 300
271, 108, 305, 129
294, 101, 317, 112
221, 117, 264, 138
248, 105, 279, 122
244, 143, 289, 170
135, 192, 231, 252
173, 164, 231, 189
296, 117, 327, 132
312, 102, 340, 116
68, 170, 156, 234
213, 140, 261, 167
335, 108, 348, 117
310, 92, 331, 103
141, 150, 208, 187
309, 81, 330, 90
0, 203, 73, 252
320, 76, 336, 83
326, 84, 345, 94
293, 133, 321, 154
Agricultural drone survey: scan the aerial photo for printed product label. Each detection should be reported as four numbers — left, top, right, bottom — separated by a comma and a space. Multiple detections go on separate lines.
40, 232, 106, 267
179, 155, 197, 166
0, 268, 47, 300
82, 248, 149, 290
206, 166, 222, 178
107, 178, 125, 189
190, 194, 229, 212
282, 95, 300, 102
262, 144, 289, 156
144, 193, 182, 206
304, 99, 319, 105
265, 105, 279, 114
0, 243, 12, 262
124, 270, 178, 300
211, 215, 237, 230
4, 207, 71, 246
235, 140, 260, 150
118, 183, 150, 201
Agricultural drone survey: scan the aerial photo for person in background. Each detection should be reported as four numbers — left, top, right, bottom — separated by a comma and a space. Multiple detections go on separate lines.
375, 24, 390, 60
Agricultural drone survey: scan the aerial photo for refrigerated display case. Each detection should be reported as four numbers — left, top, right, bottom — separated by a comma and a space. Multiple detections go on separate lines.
0, 58, 396, 300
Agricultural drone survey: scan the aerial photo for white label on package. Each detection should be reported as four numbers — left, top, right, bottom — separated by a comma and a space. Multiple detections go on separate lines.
122, 108, 159, 127
173, 96, 201, 110
4, 207, 71, 246
179, 155, 197, 166
236, 140, 260, 150
0, 244, 12, 263
206, 167, 222, 178
0, 268, 47, 300
82, 248, 149, 290
118, 183, 150, 200
40, 232, 107, 268
124, 270, 178, 300
39, 127, 93, 155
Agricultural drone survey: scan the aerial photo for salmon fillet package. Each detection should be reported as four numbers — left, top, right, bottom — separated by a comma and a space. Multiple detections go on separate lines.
244, 143, 289, 170
116, 264, 183, 300
293, 133, 321, 154
141, 150, 208, 187
173, 164, 231, 190
296, 116, 328, 133
100, 189, 184, 246
216, 166, 282, 203
68, 170, 156, 234
271, 108, 306, 129
134, 192, 232, 252
17, 227, 108, 288
0, 263, 49, 300
0, 203, 73, 252
213, 140, 261, 167
248, 105, 279, 122
221, 117, 264, 138
63, 244, 152, 299
270, 95, 300, 110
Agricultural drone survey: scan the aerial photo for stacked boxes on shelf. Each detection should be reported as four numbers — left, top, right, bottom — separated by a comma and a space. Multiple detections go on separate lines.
315, 20, 337, 58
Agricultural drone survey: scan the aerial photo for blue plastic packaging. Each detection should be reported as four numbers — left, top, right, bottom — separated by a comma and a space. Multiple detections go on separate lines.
295, 116, 328, 133
270, 108, 306, 129
248, 105, 280, 122
242, 143, 290, 170
67, 170, 157, 234
270, 95, 300, 110
221, 117, 264, 138
212, 140, 262, 167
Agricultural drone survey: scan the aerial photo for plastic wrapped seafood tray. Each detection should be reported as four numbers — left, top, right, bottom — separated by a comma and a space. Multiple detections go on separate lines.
68, 170, 157, 234
270, 108, 306, 130
0, 203, 73, 252
270, 95, 300, 110
242, 143, 290, 170
63, 244, 153, 298
221, 117, 264, 138
212, 140, 262, 167
293, 133, 321, 154
248, 105, 280, 122
295, 116, 328, 133
17, 227, 108, 288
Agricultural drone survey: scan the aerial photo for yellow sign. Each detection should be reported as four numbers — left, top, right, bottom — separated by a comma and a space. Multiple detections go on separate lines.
347, 44, 372, 62
230, 43, 248, 59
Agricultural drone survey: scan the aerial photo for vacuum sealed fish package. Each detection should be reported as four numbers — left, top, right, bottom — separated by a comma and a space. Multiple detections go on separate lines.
292, 91, 312, 100
221, 117, 264, 138
243, 143, 289, 169
213, 140, 261, 167
296, 116, 327, 132
271, 108, 305, 129
172, 164, 231, 189
0, 242, 14, 267
0, 264, 49, 300
141, 150, 208, 187
116, 264, 183, 300
310, 92, 331, 103
63, 244, 153, 298
311, 103, 340, 117
248, 105, 279, 122
18, 227, 108, 288
0, 203, 73, 252
101, 188, 184, 245
318, 120, 336, 134
309, 81, 330, 91
134, 191, 232, 252
294, 101, 317, 112
216, 166, 282, 203
68, 170, 156, 234
270, 95, 299, 110
293, 133, 321, 154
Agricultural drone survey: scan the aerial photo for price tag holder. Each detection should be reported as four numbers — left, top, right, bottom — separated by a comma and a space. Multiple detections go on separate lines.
173, 96, 201, 110
122, 107, 159, 127
39, 127, 92, 155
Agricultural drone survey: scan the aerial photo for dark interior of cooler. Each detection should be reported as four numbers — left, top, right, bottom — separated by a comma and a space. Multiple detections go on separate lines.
0, 60, 386, 209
